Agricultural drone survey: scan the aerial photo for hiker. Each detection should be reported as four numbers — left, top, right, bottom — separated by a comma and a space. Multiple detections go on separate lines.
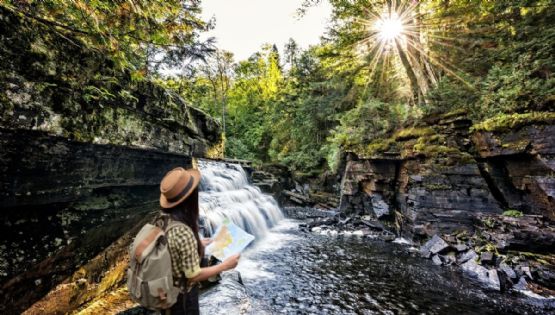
159, 167, 241, 315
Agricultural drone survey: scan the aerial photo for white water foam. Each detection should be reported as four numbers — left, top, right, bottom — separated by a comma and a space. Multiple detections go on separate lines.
197, 159, 284, 239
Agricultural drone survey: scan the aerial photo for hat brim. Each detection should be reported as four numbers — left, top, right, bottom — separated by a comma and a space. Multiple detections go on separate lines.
160, 169, 201, 209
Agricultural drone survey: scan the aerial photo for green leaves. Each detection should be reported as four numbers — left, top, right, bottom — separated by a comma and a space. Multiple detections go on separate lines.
3, 0, 211, 75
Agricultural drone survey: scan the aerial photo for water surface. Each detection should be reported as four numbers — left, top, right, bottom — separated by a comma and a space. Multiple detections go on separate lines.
235, 219, 554, 315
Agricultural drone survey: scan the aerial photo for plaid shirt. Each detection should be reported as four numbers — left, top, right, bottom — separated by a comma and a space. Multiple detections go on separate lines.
167, 223, 201, 292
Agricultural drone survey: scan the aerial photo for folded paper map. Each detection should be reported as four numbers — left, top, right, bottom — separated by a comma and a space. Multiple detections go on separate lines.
205, 218, 255, 261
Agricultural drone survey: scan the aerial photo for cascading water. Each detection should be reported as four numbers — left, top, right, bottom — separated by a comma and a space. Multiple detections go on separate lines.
197, 159, 284, 238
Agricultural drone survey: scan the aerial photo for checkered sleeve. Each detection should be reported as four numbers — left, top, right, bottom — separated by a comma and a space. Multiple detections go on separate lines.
167, 225, 201, 280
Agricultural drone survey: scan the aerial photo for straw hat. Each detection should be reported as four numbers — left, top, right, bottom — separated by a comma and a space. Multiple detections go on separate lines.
159, 167, 201, 209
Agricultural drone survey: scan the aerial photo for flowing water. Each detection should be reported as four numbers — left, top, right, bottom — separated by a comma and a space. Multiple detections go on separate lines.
196, 161, 555, 315
197, 159, 284, 238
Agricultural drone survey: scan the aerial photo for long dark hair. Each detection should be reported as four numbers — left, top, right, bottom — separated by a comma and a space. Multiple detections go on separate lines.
162, 187, 204, 258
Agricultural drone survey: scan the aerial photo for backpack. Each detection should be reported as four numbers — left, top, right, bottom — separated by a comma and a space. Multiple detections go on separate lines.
127, 219, 185, 310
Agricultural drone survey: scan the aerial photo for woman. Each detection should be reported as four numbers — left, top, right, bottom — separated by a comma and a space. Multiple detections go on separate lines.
159, 167, 240, 315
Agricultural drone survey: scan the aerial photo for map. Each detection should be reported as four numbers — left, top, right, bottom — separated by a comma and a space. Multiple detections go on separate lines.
205, 218, 255, 261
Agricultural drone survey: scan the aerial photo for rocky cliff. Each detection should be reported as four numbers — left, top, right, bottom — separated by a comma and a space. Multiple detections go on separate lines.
339, 111, 555, 240
0, 7, 221, 314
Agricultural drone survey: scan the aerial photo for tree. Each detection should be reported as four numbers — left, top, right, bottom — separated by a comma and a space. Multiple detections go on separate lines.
2, 0, 213, 76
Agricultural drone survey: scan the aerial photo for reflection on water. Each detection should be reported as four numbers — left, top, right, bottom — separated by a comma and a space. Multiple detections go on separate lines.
234, 219, 555, 315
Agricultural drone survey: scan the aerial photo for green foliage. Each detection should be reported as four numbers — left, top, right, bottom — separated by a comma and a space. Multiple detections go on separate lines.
3, 0, 211, 74
423, 77, 479, 117
156, 0, 555, 175
330, 99, 409, 151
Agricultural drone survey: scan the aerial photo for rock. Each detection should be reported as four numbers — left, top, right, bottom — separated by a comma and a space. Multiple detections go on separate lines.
473, 125, 555, 220
499, 262, 517, 279
420, 235, 450, 258
454, 244, 468, 252
379, 231, 396, 242
480, 252, 494, 264
520, 266, 533, 279
513, 277, 529, 291
370, 194, 390, 218
360, 219, 384, 231
199, 271, 265, 315
535, 265, 555, 290
441, 251, 457, 265
475, 214, 555, 253
458, 250, 478, 264
487, 269, 501, 291
461, 259, 500, 290
432, 255, 443, 265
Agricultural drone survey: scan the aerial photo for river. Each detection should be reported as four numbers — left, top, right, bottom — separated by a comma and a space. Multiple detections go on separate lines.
230, 218, 554, 314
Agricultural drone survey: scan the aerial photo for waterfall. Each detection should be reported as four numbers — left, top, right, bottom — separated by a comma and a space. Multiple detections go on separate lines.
197, 159, 284, 238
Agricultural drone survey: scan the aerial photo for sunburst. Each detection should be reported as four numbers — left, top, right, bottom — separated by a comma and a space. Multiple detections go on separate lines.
355, 1, 472, 103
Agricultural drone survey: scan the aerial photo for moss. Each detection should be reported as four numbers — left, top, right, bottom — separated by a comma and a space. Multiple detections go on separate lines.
363, 137, 397, 156
394, 127, 435, 141
501, 139, 530, 151
503, 209, 524, 217
440, 108, 468, 120
471, 111, 555, 132
424, 183, 452, 190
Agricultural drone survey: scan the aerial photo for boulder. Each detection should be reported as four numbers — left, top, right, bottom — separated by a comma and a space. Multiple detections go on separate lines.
480, 252, 494, 264
458, 250, 478, 265
432, 255, 443, 265
461, 259, 500, 290
420, 235, 450, 258
499, 262, 517, 279
454, 244, 468, 252
513, 277, 529, 291
441, 251, 457, 266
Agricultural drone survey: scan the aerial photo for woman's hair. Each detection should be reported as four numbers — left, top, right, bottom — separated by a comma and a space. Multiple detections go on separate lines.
162, 187, 204, 258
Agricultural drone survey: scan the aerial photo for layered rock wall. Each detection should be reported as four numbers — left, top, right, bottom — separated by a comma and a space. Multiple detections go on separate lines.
340, 112, 554, 240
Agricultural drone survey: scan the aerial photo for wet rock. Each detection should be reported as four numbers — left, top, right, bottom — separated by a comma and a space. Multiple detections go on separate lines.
535, 265, 555, 290
520, 266, 533, 279
458, 250, 478, 265
461, 259, 500, 290
199, 271, 265, 315
499, 262, 517, 279
432, 255, 443, 266
454, 244, 468, 252
475, 214, 555, 253
370, 194, 390, 218
513, 277, 529, 291
420, 235, 450, 258
441, 251, 457, 266
480, 252, 494, 265
488, 269, 501, 291
379, 231, 396, 242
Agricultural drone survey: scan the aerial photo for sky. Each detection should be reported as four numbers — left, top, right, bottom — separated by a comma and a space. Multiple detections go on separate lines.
200, 0, 333, 61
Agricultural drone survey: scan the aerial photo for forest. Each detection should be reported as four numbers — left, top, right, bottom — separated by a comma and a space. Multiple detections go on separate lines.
160, 0, 555, 174
3, 0, 553, 172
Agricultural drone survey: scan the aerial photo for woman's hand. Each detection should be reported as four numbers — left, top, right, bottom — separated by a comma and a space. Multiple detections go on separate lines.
201, 238, 212, 247
221, 254, 241, 270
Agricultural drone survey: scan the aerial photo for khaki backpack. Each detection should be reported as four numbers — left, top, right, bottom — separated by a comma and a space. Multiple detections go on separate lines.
127, 220, 185, 310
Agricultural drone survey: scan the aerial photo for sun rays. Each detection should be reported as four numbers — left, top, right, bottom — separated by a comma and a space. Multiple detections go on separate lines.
354, 0, 473, 103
